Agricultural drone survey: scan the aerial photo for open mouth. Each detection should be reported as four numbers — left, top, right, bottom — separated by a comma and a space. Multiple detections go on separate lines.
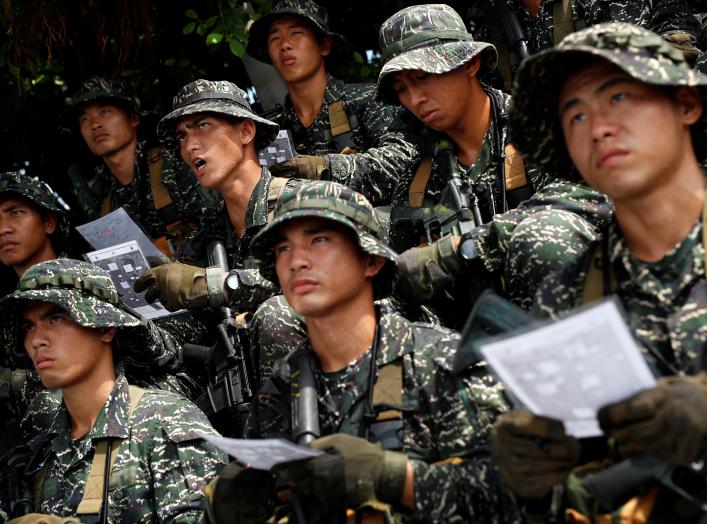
194, 159, 207, 173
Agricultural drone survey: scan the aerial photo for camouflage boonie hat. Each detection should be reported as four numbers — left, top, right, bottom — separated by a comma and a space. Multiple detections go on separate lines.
511, 22, 707, 179
250, 181, 398, 298
246, 0, 346, 64
59, 77, 148, 134
157, 79, 279, 150
1, 259, 140, 329
376, 4, 498, 104
0, 171, 70, 244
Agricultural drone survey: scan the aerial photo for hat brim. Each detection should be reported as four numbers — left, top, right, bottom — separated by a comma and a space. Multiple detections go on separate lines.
511, 45, 707, 179
377, 41, 498, 104
157, 98, 280, 150
1, 288, 141, 329
246, 9, 347, 64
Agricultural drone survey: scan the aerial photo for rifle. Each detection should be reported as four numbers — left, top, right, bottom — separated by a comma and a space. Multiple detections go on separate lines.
182, 242, 254, 437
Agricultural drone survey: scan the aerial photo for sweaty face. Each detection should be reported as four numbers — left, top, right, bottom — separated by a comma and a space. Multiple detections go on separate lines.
558, 60, 702, 202
176, 114, 251, 192
274, 216, 383, 318
21, 301, 114, 390
78, 102, 140, 157
0, 196, 56, 272
390, 65, 476, 132
267, 16, 331, 84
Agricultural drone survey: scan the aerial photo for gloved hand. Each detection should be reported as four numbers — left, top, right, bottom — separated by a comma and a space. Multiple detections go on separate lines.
662, 32, 701, 64
394, 235, 464, 303
272, 434, 408, 510
597, 374, 707, 465
204, 462, 276, 524
270, 155, 329, 180
133, 262, 225, 311
7, 515, 80, 524
492, 411, 581, 500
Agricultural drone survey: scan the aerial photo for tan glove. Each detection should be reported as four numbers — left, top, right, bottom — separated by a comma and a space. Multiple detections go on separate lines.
492, 411, 581, 500
8, 515, 81, 524
133, 262, 224, 311
598, 373, 707, 465
662, 32, 701, 64
270, 155, 329, 180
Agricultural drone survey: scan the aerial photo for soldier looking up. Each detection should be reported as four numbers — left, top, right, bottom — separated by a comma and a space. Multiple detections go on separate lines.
204, 181, 518, 524
488, 22, 707, 522
1, 259, 224, 523
61, 77, 217, 255
245, 0, 419, 205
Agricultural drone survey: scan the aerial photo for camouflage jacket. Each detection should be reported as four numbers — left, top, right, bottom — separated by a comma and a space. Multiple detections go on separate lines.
178, 168, 301, 313
70, 140, 217, 239
277, 75, 419, 205
27, 375, 225, 523
389, 85, 552, 253
248, 312, 519, 523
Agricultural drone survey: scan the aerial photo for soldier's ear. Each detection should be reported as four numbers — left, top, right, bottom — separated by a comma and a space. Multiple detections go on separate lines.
674, 86, 703, 126
464, 56, 482, 78
100, 327, 117, 344
319, 36, 332, 58
44, 212, 57, 236
240, 119, 257, 145
129, 112, 141, 130
364, 255, 386, 278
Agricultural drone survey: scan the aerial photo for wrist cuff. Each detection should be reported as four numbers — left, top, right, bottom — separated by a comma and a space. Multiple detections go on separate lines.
206, 266, 226, 308
437, 235, 465, 277
378, 451, 408, 505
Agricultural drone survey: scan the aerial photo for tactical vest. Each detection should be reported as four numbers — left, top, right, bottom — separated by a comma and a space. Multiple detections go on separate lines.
33, 385, 146, 523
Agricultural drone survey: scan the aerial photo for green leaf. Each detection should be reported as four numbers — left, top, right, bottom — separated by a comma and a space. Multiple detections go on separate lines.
206, 32, 224, 45
353, 51, 364, 64
229, 39, 245, 56
185, 9, 198, 19
183, 22, 196, 35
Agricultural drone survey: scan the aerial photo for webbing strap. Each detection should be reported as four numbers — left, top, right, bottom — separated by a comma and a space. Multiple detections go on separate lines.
553, 0, 575, 45
503, 143, 527, 190
409, 157, 433, 207
75, 385, 146, 516
267, 177, 289, 221
372, 361, 404, 422
328, 100, 352, 138
147, 147, 172, 211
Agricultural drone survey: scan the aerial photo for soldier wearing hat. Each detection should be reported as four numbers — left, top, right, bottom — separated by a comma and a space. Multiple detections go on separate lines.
0, 259, 225, 523
134, 79, 302, 316
204, 181, 518, 523
487, 22, 707, 521
62, 77, 217, 255
245, 0, 419, 206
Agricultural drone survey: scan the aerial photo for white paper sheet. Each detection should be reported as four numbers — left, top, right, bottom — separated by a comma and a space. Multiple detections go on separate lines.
202, 435, 323, 470
479, 299, 656, 438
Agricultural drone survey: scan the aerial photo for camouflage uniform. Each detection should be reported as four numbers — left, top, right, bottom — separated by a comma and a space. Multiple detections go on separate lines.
63, 77, 217, 240
0, 259, 226, 522
506, 22, 707, 521
244, 181, 518, 523
246, 0, 419, 206
376, 5, 553, 254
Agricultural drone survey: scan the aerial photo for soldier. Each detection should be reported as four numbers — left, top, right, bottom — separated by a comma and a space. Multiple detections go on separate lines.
205, 181, 518, 523
61, 77, 217, 255
488, 22, 707, 522
0, 259, 225, 522
245, 0, 419, 205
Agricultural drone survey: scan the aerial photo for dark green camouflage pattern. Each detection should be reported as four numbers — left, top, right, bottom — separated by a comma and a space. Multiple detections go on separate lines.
275, 76, 420, 205
250, 180, 397, 297
29, 374, 225, 522
376, 4, 498, 104
71, 140, 218, 240
245, 0, 346, 63
157, 79, 279, 150
178, 168, 302, 313
247, 312, 519, 523
511, 22, 707, 180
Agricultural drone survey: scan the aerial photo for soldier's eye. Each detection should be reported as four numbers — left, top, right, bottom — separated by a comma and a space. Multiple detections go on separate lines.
275, 244, 291, 256
392, 83, 405, 95
20, 322, 34, 334
610, 92, 627, 104
569, 112, 587, 126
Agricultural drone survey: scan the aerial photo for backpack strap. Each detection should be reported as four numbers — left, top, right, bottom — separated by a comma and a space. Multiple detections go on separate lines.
553, 0, 575, 45
328, 100, 352, 138
147, 147, 172, 211
267, 177, 289, 222
408, 157, 433, 208
503, 143, 528, 191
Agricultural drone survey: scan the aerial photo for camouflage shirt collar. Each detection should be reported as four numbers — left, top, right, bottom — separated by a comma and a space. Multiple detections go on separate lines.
245, 167, 273, 231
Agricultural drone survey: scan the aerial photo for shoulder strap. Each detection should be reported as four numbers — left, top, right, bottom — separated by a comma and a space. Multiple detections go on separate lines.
267, 177, 289, 222
74, 385, 146, 516
371, 361, 404, 423
100, 195, 110, 217
582, 243, 608, 305
408, 157, 433, 208
503, 143, 528, 191
552, 0, 575, 44
328, 100, 352, 138
147, 147, 172, 211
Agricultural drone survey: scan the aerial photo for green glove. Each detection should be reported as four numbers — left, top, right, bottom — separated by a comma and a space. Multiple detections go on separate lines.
597, 374, 707, 465
273, 434, 408, 510
394, 235, 464, 303
204, 462, 276, 524
492, 411, 581, 500
270, 155, 330, 180
133, 262, 225, 311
